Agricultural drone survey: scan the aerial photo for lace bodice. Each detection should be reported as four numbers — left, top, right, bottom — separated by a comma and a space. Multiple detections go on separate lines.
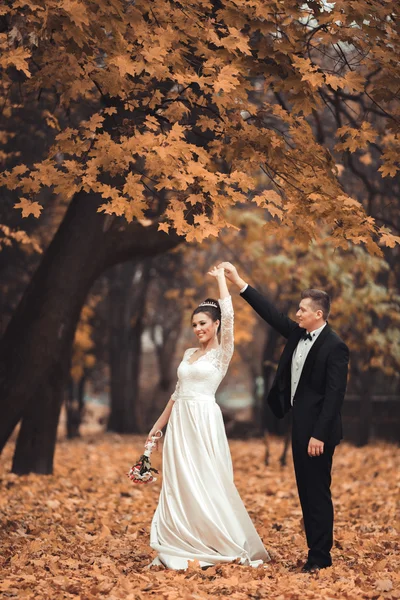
171, 296, 234, 400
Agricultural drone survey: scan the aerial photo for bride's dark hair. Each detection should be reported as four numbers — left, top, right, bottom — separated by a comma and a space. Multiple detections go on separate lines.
191, 298, 221, 333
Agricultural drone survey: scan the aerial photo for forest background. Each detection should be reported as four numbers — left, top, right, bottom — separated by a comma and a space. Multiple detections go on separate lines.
0, 2, 399, 598
1, 0, 399, 475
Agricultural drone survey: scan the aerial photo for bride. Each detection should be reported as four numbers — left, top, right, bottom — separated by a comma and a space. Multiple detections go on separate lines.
148, 266, 270, 570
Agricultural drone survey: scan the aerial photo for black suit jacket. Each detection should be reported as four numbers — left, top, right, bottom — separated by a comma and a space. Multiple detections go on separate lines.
241, 285, 349, 446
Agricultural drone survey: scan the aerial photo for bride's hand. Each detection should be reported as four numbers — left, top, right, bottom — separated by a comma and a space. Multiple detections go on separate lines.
146, 427, 160, 450
207, 266, 225, 278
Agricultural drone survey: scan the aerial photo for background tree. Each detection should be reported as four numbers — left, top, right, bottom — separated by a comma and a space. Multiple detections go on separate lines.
144, 250, 191, 422
1, 0, 400, 473
66, 293, 99, 439
107, 259, 153, 434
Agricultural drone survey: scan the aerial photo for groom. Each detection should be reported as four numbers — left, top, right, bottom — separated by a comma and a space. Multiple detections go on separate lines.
218, 262, 349, 572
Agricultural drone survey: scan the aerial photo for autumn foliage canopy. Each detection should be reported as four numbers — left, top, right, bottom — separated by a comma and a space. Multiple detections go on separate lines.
1, 0, 400, 252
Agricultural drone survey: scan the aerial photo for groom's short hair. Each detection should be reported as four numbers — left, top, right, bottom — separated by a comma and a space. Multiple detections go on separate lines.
301, 289, 331, 320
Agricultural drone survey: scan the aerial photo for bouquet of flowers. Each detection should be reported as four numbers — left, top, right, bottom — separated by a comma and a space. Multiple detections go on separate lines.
127, 430, 163, 485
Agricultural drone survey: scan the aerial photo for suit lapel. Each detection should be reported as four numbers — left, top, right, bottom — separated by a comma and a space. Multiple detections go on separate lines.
298, 323, 331, 385
280, 328, 303, 371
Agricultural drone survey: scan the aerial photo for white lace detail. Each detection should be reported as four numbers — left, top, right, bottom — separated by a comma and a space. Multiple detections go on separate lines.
170, 296, 234, 401
170, 349, 192, 401
216, 295, 234, 375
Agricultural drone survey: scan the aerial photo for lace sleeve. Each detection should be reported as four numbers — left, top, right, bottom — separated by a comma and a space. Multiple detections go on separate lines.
217, 295, 234, 376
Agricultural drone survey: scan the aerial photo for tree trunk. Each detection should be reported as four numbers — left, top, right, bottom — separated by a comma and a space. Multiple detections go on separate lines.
12, 360, 67, 474
145, 251, 185, 424
0, 190, 181, 473
128, 262, 152, 432
149, 321, 182, 417
261, 326, 283, 435
107, 260, 152, 433
0, 192, 104, 454
66, 374, 86, 439
251, 372, 264, 436
107, 263, 136, 433
357, 367, 374, 447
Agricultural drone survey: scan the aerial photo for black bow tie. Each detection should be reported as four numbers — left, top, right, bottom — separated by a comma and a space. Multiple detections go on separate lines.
301, 332, 312, 341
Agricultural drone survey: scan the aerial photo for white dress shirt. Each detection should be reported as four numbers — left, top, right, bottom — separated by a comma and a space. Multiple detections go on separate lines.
291, 322, 326, 404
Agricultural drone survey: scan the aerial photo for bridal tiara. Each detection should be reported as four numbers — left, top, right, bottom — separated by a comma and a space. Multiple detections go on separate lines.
198, 301, 219, 309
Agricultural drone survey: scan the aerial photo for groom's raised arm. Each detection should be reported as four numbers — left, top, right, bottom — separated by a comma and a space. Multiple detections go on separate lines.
241, 285, 298, 339
217, 262, 298, 339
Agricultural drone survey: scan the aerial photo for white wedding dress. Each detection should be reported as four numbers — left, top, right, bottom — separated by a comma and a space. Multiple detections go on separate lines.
150, 295, 270, 570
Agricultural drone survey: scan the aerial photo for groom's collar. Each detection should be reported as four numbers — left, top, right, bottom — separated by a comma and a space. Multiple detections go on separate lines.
305, 321, 327, 339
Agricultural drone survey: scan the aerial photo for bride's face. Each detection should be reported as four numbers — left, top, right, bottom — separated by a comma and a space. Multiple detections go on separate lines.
192, 312, 219, 344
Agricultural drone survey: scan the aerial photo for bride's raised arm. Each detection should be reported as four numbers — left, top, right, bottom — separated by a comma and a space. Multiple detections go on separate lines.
208, 266, 234, 375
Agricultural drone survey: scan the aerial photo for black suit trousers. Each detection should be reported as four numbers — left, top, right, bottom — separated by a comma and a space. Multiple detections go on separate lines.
291, 437, 335, 567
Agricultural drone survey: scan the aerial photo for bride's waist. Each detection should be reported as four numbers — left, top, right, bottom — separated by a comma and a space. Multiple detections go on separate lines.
176, 392, 216, 403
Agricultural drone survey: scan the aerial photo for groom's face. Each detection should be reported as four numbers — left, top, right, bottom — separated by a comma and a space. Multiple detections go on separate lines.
296, 298, 322, 331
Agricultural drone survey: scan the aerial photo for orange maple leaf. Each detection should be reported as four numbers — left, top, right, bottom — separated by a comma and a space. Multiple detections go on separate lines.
14, 198, 43, 218
0, 47, 31, 78
62, 0, 90, 29
158, 222, 170, 233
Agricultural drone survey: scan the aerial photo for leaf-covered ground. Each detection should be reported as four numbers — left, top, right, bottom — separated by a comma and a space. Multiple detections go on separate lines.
0, 435, 399, 599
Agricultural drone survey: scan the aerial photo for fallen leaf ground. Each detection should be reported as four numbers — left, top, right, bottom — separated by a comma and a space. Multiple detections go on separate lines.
0, 435, 399, 600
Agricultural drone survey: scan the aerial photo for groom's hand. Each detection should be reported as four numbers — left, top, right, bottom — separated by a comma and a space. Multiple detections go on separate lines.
308, 437, 324, 457
217, 262, 247, 289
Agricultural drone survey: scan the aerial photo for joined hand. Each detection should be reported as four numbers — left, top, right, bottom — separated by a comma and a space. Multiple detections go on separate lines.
208, 266, 225, 278
217, 262, 239, 284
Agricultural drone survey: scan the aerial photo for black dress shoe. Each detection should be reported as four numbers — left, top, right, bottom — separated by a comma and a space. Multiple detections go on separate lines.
301, 562, 325, 573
